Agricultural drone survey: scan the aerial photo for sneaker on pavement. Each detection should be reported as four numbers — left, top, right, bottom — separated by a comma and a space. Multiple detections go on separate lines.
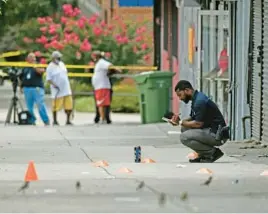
200, 148, 224, 163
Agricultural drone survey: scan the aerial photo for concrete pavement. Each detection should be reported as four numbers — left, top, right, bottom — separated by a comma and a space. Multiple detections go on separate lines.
1, 83, 268, 212
0, 124, 267, 212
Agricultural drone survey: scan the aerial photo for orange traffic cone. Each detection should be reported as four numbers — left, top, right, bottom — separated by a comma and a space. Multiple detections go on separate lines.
24, 161, 38, 182
118, 167, 133, 173
93, 160, 109, 167
141, 158, 156, 163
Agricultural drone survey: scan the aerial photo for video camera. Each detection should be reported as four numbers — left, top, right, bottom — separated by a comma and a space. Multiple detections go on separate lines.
4, 67, 22, 83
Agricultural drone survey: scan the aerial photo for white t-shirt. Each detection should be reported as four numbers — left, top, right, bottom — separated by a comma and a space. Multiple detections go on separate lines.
92, 58, 112, 90
46, 61, 72, 98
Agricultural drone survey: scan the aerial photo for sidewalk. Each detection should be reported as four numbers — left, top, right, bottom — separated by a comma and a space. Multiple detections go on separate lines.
0, 108, 142, 126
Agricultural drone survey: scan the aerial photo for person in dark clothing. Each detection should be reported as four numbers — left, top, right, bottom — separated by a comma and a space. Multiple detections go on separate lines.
170, 80, 229, 163
19, 52, 50, 125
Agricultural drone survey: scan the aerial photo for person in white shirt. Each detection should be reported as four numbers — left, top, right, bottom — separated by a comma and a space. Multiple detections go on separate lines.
46, 51, 73, 125
91, 51, 121, 123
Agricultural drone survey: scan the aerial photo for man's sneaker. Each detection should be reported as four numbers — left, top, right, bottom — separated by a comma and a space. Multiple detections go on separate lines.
66, 121, 73, 126
200, 149, 224, 163
189, 156, 202, 163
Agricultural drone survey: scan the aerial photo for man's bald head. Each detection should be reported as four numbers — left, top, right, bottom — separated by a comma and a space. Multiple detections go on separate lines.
27, 52, 36, 63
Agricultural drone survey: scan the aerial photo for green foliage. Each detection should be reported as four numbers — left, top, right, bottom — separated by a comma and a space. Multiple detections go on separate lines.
1, 0, 52, 26
0, 0, 8, 15
16, 4, 153, 69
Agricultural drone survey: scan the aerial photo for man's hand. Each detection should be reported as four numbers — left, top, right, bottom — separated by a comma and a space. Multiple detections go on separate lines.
53, 85, 59, 90
170, 115, 180, 126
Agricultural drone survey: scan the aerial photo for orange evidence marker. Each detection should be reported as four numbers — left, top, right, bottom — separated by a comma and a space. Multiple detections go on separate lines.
118, 167, 133, 173
93, 160, 109, 167
187, 152, 199, 160
260, 170, 268, 176
141, 158, 156, 163
196, 168, 213, 174
24, 161, 38, 182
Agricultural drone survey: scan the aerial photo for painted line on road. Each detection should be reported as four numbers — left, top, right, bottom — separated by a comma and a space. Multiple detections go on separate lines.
114, 197, 140, 202
81, 171, 90, 175
168, 131, 181, 135
44, 189, 57, 194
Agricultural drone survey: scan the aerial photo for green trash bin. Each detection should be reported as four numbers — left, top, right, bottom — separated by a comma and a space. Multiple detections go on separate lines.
134, 71, 175, 124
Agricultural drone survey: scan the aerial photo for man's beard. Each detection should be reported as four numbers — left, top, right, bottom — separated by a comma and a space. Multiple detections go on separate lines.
182, 95, 191, 104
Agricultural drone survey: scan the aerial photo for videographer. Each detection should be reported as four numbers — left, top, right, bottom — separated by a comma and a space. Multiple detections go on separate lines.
19, 53, 50, 126
170, 80, 229, 163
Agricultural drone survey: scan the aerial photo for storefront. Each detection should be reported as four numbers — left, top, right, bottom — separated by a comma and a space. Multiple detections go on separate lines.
155, 0, 252, 141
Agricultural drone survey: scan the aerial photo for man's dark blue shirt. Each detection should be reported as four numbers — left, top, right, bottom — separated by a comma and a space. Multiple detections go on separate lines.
20, 67, 44, 88
190, 90, 226, 133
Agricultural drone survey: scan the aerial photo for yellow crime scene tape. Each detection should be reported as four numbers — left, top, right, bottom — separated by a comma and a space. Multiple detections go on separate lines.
0, 61, 158, 77
0, 51, 26, 58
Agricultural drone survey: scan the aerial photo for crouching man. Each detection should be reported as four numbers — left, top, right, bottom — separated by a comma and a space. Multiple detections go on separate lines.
171, 80, 229, 163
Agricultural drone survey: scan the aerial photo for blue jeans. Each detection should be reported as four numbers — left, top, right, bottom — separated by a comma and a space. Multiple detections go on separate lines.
23, 87, 50, 124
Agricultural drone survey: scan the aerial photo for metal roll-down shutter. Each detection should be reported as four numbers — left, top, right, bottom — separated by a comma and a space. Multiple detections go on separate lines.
251, 0, 263, 142
261, 0, 268, 143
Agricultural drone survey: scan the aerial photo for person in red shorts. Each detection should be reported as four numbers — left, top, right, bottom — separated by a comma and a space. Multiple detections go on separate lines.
91, 51, 121, 123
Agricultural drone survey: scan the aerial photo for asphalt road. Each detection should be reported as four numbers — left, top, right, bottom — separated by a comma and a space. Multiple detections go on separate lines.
0, 82, 268, 213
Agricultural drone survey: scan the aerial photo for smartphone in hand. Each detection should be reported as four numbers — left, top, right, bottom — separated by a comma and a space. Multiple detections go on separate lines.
162, 117, 178, 126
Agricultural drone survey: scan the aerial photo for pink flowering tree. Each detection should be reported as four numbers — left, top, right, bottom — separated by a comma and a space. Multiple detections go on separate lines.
17, 4, 153, 71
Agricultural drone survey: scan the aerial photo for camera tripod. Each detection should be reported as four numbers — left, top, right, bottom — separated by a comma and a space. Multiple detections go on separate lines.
5, 80, 24, 125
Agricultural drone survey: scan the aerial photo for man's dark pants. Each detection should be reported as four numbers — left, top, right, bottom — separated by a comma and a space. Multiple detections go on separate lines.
94, 89, 113, 123
180, 127, 222, 158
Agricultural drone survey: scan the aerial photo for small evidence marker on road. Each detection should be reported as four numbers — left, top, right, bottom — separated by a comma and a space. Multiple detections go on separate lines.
118, 167, 133, 173
93, 160, 109, 167
187, 152, 198, 160
260, 170, 268, 176
196, 168, 213, 174
141, 158, 156, 163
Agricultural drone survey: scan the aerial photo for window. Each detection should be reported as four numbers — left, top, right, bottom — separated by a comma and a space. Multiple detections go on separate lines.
163, 0, 168, 50
118, 0, 153, 7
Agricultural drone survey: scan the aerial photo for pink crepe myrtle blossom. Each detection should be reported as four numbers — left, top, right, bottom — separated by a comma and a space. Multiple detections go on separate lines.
34, 51, 42, 57
141, 43, 148, 50
39, 58, 47, 64
76, 51, 82, 60
40, 27, 47, 33
93, 27, 103, 36
37, 17, 46, 25
23, 37, 33, 44
80, 39, 92, 52
36, 36, 48, 44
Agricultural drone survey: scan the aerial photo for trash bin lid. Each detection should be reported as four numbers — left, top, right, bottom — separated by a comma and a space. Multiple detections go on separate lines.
134, 71, 174, 84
